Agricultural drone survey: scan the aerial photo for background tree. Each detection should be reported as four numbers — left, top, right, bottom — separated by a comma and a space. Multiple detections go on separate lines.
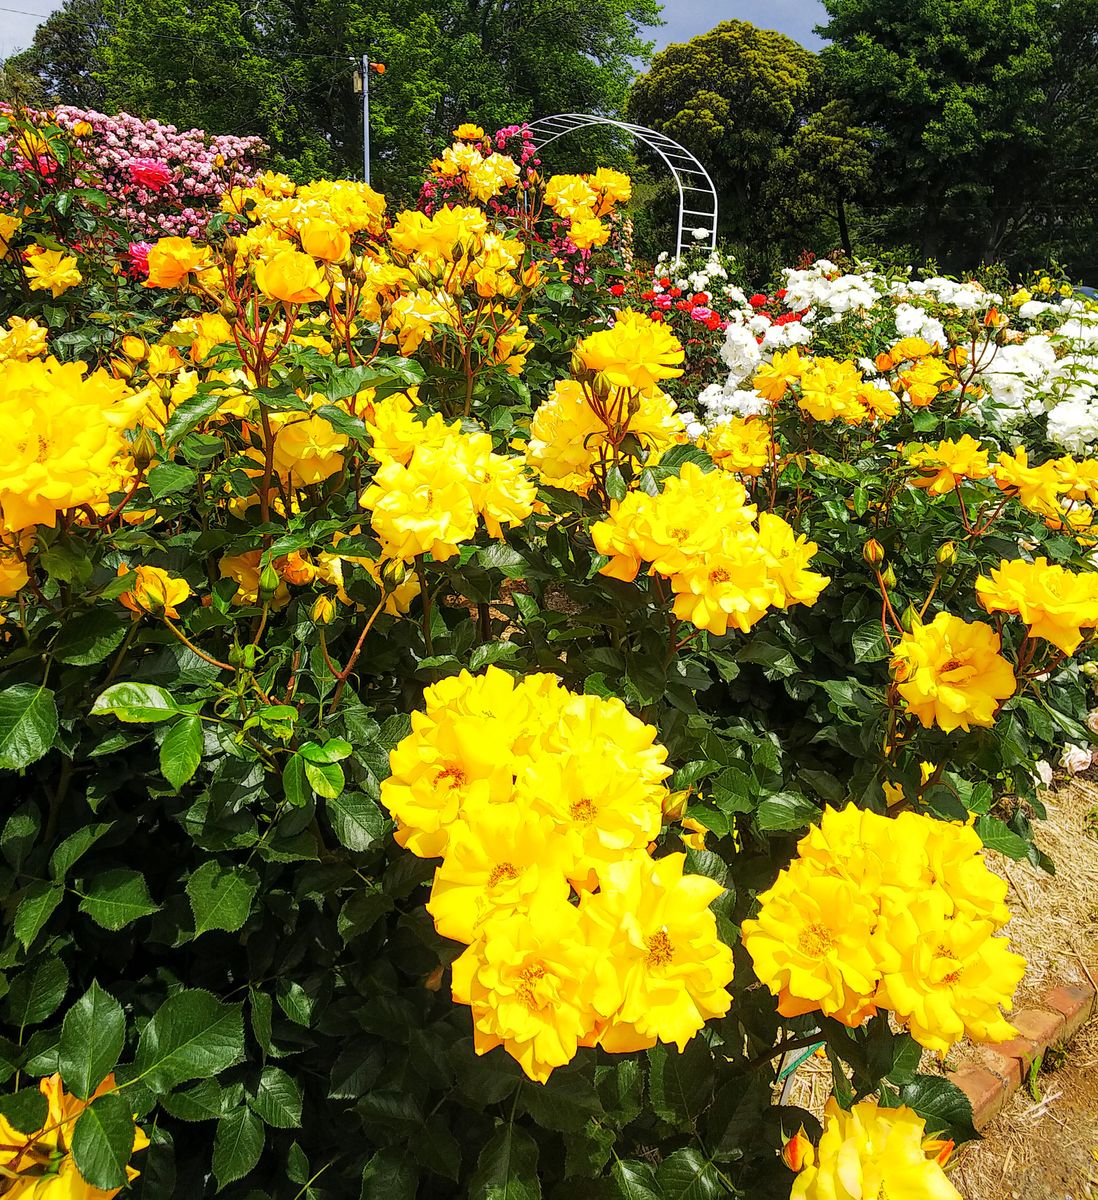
10, 0, 659, 197
6, 0, 114, 108
820, 0, 1098, 275
627, 20, 868, 270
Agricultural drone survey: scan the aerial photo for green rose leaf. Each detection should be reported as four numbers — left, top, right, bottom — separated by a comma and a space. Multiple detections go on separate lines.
0, 684, 58, 771
325, 791, 387, 852
54, 611, 128, 666
71, 1091, 136, 1192
900, 1075, 978, 1143
59, 981, 127, 1099
187, 861, 259, 937
78, 869, 159, 930
163, 389, 224, 447
611, 1159, 662, 1200
14, 881, 64, 949
247, 1065, 303, 1129
212, 1106, 264, 1190
0, 1088, 49, 1135
160, 715, 204, 791
50, 822, 113, 881
656, 1147, 723, 1199
91, 683, 180, 724
147, 461, 198, 498
134, 989, 244, 1094
5, 957, 69, 1027
468, 1124, 541, 1200
303, 758, 344, 799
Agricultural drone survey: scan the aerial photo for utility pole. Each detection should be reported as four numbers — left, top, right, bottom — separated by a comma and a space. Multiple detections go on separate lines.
353, 57, 385, 185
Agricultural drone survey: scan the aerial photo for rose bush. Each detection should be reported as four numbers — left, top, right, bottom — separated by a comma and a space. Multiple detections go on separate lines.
0, 107, 1097, 1198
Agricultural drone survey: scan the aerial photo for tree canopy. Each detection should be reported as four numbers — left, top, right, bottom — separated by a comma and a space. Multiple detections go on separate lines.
820, 0, 1098, 273
11, 0, 661, 197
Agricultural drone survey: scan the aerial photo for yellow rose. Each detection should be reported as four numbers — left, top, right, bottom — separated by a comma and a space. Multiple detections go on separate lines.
254, 249, 326, 304
117, 563, 192, 619
298, 218, 351, 263
143, 237, 212, 289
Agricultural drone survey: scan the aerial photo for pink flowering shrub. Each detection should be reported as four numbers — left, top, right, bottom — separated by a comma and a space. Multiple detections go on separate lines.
47, 107, 265, 240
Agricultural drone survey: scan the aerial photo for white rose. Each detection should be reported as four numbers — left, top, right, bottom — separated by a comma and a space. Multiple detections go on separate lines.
1060, 744, 1093, 775
692, 227, 710, 241
1033, 759, 1054, 788
1087, 710, 1098, 736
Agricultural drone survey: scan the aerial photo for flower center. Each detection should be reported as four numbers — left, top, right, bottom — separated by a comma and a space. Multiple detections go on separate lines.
517, 962, 547, 1011
798, 922, 835, 957
435, 764, 467, 790
709, 567, 731, 584
487, 862, 520, 888
645, 929, 674, 967
569, 797, 597, 823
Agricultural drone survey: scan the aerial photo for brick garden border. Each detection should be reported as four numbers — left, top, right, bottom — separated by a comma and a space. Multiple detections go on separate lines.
948, 972, 1096, 1128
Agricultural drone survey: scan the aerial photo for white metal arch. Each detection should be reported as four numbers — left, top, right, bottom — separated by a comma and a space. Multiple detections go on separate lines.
526, 113, 719, 263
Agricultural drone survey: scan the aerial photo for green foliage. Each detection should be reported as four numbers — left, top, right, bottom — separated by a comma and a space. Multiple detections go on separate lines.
821, 0, 1098, 275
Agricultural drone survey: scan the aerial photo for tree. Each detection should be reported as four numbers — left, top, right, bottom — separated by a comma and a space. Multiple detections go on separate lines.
7, 0, 115, 108
820, 0, 1098, 273
627, 20, 869, 265
88, 0, 660, 196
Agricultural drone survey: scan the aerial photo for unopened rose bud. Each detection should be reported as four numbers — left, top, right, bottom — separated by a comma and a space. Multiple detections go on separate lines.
130, 426, 158, 469
880, 564, 897, 589
312, 594, 336, 625
258, 561, 280, 603
379, 558, 407, 590
111, 357, 134, 381
222, 236, 238, 259
219, 300, 238, 321
661, 790, 689, 823
936, 540, 957, 567
1082, 661, 1098, 679
899, 603, 921, 633
862, 538, 885, 566
781, 1129, 814, 1173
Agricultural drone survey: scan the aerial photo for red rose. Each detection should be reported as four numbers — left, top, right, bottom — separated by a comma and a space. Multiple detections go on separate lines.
749, 293, 769, 308
609, 283, 625, 297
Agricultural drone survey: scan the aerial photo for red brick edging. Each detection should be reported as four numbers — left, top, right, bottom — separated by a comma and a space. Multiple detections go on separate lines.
947, 974, 1096, 1128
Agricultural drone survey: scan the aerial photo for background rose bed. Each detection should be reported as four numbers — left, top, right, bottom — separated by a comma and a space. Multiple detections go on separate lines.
1, 108, 1098, 1200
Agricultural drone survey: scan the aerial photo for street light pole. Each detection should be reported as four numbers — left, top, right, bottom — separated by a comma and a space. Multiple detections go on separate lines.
360, 53, 370, 184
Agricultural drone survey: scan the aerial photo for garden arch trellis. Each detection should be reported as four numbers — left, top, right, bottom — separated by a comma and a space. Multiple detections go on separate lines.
526, 113, 719, 263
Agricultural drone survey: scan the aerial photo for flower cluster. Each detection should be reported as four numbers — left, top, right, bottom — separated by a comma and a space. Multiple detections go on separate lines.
785, 1098, 960, 1200
977, 557, 1098, 653
379, 667, 734, 1081
743, 805, 1024, 1053
542, 167, 631, 250
360, 402, 536, 562
592, 462, 829, 636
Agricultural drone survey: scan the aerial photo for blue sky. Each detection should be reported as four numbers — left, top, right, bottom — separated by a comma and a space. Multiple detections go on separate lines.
1, 0, 827, 62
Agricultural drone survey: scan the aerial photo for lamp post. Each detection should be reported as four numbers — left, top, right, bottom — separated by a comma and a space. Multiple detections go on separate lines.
353, 57, 386, 185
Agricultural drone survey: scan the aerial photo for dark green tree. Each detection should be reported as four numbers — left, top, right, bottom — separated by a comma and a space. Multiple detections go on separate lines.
87, 0, 659, 196
820, 0, 1098, 273
7, 0, 115, 108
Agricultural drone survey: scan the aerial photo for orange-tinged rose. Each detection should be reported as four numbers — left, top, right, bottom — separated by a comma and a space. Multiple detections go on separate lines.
143, 237, 212, 289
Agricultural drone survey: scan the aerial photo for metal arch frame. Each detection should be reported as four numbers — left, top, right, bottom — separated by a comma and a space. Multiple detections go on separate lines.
526, 113, 718, 263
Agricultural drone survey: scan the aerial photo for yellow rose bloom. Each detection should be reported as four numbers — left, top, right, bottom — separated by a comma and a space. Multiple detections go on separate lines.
797, 357, 871, 423
0, 212, 22, 253
117, 563, 192, 619
23, 245, 82, 297
567, 215, 611, 250
975, 556, 1098, 654
299, 218, 351, 262
143, 236, 212, 289
701, 416, 774, 476
752, 347, 803, 402
890, 612, 1016, 732
453, 123, 485, 140
427, 801, 571, 944
992, 447, 1068, 518
581, 851, 733, 1052
254, 248, 326, 304
900, 356, 954, 407
543, 174, 598, 220
589, 166, 632, 215
791, 1098, 962, 1200
906, 434, 991, 494
874, 893, 1025, 1053
742, 863, 881, 1025
264, 409, 348, 487
451, 892, 609, 1083
576, 310, 685, 391
0, 315, 48, 362
0, 356, 144, 530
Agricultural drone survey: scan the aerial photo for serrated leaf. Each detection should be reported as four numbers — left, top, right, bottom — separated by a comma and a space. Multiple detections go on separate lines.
648, 1039, 713, 1127
900, 1074, 978, 1142
146, 462, 197, 498
59, 982, 126, 1099
469, 641, 519, 672
212, 1106, 264, 1190
159, 1077, 225, 1122
755, 792, 820, 832
0, 1088, 48, 1134
186, 861, 258, 937
0, 684, 58, 771
163, 390, 224, 446
160, 716, 203, 791
54, 611, 128, 666
248, 1066, 302, 1128
468, 1124, 541, 1200
656, 1147, 722, 1199
133, 989, 244, 1094
611, 1159, 662, 1200
361, 1150, 418, 1200
5, 957, 68, 1027
2, 803, 40, 871
14, 882, 63, 949
71, 1091, 136, 1191
974, 814, 1029, 860
91, 683, 180, 724
303, 758, 344, 799
325, 792, 387, 852
78, 869, 158, 930
50, 823, 112, 880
